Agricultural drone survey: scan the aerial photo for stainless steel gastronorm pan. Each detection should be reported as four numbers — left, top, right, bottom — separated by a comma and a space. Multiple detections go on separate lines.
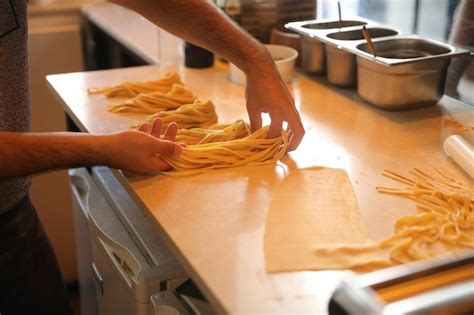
354, 36, 468, 66
286, 17, 372, 74
354, 36, 469, 110
326, 27, 398, 41
301, 20, 367, 30
324, 27, 400, 87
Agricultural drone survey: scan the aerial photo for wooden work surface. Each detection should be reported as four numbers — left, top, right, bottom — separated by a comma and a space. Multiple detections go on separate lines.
47, 64, 473, 314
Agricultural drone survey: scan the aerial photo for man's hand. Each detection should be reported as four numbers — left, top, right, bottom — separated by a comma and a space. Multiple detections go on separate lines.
109, 0, 305, 151
245, 60, 305, 152
0, 118, 182, 178
103, 118, 182, 173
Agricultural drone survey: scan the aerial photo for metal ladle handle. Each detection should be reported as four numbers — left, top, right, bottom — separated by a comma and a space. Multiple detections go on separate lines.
362, 26, 377, 58
337, 1, 342, 28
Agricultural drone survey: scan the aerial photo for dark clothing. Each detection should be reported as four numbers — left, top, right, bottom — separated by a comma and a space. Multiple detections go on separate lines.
0, 0, 31, 213
0, 196, 73, 315
0, 1, 72, 313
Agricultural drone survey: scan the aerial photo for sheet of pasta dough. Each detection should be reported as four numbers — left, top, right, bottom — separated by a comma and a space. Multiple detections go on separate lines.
264, 167, 390, 272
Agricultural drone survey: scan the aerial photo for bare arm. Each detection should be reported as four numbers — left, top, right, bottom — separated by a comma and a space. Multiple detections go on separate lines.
111, 0, 305, 150
0, 120, 181, 178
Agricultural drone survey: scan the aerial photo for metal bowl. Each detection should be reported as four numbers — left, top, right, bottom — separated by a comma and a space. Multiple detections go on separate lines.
325, 27, 399, 87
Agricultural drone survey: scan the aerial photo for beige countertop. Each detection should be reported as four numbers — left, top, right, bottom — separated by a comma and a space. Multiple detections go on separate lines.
47, 64, 473, 314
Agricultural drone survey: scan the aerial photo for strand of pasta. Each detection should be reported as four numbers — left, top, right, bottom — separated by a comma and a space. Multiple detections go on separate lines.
376, 168, 474, 264
161, 126, 288, 177
130, 99, 218, 131
175, 119, 250, 145
88, 72, 181, 98
106, 84, 197, 114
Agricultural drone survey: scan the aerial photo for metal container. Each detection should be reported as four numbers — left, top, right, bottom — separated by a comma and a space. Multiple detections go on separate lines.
287, 19, 470, 110
301, 35, 326, 73
301, 20, 367, 30
287, 18, 370, 74
354, 36, 468, 110
324, 27, 399, 87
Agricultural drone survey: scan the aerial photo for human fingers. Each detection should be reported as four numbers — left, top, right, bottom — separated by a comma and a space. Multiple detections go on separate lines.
286, 115, 305, 152
268, 111, 284, 139
286, 129, 294, 149
138, 122, 149, 133
150, 118, 163, 138
163, 122, 178, 141
152, 139, 182, 157
152, 155, 172, 171
246, 103, 263, 132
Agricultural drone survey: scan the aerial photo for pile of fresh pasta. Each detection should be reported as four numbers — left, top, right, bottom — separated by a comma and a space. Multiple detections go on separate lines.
376, 168, 474, 264
88, 71, 288, 175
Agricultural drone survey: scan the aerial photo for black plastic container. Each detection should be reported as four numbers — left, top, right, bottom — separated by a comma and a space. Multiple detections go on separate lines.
184, 42, 214, 68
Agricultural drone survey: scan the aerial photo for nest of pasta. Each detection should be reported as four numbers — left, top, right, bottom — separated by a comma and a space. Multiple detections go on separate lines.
162, 126, 288, 176
88, 71, 181, 98
91, 72, 289, 176
130, 99, 218, 131
106, 84, 196, 114
175, 120, 250, 145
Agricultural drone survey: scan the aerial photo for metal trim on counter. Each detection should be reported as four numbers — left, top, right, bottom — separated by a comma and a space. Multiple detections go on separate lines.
329, 253, 474, 315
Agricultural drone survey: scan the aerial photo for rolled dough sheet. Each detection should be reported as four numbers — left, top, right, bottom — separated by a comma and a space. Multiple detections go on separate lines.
264, 167, 390, 272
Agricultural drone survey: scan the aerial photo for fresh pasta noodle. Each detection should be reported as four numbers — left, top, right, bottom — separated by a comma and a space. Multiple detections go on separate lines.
106, 84, 196, 114
161, 126, 288, 176
131, 99, 218, 131
376, 168, 474, 264
175, 119, 250, 145
88, 71, 181, 98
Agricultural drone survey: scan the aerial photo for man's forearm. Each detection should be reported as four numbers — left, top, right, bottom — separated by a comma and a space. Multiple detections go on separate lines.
110, 0, 273, 74
0, 132, 106, 178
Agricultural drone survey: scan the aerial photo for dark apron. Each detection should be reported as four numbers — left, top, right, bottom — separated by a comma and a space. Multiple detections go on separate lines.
0, 195, 73, 315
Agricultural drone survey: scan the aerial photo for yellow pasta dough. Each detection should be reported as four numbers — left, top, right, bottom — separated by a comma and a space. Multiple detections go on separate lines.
106, 84, 196, 114
162, 126, 287, 176
264, 167, 391, 272
175, 119, 250, 145
88, 71, 181, 98
131, 99, 218, 131
377, 168, 474, 264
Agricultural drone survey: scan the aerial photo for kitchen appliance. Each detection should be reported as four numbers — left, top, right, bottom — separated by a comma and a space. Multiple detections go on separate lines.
70, 167, 214, 314
329, 252, 474, 315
